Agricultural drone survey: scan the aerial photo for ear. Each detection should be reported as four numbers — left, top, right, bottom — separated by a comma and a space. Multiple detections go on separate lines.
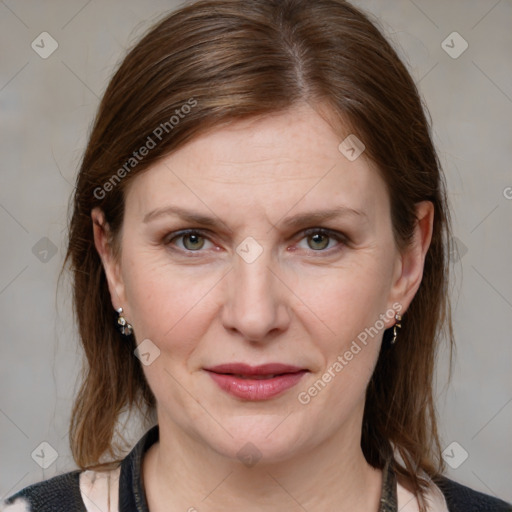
388, 201, 434, 316
91, 207, 126, 311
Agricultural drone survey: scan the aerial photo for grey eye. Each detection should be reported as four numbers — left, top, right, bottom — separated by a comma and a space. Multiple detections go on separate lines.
181, 233, 206, 251
307, 232, 330, 250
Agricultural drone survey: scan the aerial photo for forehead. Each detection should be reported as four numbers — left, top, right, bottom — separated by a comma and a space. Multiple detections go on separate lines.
124, 105, 389, 225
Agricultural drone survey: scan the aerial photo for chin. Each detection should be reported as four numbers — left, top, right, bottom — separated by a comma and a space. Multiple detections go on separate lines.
198, 414, 310, 466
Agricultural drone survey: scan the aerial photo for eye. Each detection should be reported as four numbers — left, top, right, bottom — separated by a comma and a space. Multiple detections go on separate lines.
166, 229, 214, 252
296, 228, 346, 253
164, 227, 346, 255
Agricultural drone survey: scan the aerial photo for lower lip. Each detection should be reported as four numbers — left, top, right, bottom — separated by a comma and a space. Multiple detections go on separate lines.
206, 371, 307, 400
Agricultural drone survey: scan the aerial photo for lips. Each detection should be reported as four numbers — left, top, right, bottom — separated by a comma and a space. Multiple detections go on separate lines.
204, 363, 308, 400
205, 362, 304, 376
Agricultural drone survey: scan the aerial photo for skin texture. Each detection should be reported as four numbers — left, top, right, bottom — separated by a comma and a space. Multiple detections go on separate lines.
92, 104, 434, 511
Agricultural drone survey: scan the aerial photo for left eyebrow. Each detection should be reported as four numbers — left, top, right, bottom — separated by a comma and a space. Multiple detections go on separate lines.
278, 206, 368, 230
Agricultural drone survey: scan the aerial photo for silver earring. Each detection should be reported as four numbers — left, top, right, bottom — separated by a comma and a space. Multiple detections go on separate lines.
116, 307, 133, 336
391, 313, 402, 344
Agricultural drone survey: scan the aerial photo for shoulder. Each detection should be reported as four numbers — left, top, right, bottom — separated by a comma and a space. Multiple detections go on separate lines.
2, 425, 158, 512
434, 475, 512, 512
2, 470, 86, 512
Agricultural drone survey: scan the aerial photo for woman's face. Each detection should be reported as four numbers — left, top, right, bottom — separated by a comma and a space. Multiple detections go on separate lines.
94, 104, 431, 464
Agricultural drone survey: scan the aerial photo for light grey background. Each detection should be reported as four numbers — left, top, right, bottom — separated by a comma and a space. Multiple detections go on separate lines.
1, 0, 511, 504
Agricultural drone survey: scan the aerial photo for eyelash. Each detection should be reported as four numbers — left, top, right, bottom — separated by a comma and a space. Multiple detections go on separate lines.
164, 228, 347, 256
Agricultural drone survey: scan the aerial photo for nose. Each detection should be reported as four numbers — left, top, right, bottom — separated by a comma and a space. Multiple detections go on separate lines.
220, 245, 291, 343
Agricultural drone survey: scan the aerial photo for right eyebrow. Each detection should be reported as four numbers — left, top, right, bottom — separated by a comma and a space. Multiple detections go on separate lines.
143, 205, 222, 227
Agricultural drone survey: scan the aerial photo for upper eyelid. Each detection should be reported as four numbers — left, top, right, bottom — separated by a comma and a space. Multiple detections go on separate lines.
301, 227, 346, 239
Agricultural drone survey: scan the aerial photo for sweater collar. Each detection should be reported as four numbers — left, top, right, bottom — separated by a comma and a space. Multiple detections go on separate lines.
119, 424, 158, 512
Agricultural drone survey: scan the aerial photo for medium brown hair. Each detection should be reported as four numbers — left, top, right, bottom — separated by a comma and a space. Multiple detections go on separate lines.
61, 0, 454, 507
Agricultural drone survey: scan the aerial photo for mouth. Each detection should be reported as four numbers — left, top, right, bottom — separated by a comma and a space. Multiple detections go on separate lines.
204, 363, 308, 400
220, 373, 291, 379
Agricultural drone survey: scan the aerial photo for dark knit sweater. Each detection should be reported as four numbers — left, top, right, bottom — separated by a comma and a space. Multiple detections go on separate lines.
4, 425, 511, 511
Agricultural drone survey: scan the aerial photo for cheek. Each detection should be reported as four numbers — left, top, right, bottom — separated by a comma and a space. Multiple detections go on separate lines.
293, 267, 387, 418
293, 256, 394, 343
290, 255, 394, 411
121, 252, 223, 356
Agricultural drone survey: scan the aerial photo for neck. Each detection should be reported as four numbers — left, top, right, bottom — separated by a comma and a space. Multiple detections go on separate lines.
143, 412, 383, 512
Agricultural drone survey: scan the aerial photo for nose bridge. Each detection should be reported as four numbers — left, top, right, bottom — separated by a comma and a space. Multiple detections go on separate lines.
235, 243, 273, 297
221, 237, 288, 341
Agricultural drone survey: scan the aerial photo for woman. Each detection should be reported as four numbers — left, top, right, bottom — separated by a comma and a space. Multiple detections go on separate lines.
4, 0, 511, 510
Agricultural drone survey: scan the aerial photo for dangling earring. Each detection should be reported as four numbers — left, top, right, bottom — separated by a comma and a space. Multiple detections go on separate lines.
391, 313, 402, 344
116, 307, 133, 336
